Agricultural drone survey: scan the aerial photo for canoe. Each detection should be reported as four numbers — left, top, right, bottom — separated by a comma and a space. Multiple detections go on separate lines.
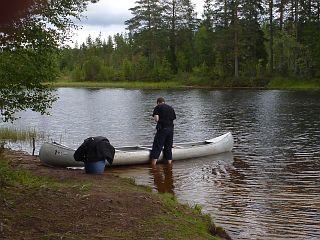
39, 132, 234, 167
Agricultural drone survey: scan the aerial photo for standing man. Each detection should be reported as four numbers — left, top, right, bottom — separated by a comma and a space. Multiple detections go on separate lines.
150, 97, 176, 165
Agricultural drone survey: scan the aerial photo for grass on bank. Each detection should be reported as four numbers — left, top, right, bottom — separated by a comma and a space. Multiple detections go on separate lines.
51, 76, 320, 90
0, 159, 77, 190
49, 80, 183, 89
267, 77, 320, 90
149, 193, 227, 239
0, 127, 46, 142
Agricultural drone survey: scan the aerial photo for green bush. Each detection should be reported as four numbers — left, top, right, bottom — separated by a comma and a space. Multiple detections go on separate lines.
83, 56, 105, 81
152, 57, 173, 82
71, 65, 85, 81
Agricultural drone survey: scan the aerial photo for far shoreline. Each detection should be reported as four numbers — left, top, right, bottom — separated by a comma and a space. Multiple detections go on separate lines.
48, 79, 320, 91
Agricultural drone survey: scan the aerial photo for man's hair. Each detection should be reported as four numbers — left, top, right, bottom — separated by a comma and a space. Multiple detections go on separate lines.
157, 97, 165, 104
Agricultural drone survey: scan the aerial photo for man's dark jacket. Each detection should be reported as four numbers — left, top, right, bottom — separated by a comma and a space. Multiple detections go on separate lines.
73, 136, 115, 164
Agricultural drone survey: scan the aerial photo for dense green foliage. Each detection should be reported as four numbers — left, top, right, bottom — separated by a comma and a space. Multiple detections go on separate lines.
60, 0, 320, 87
0, 0, 93, 122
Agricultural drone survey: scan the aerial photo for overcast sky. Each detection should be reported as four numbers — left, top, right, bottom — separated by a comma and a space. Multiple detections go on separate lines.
71, 0, 205, 46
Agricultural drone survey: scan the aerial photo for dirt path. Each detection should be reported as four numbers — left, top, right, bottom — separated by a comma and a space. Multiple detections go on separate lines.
0, 149, 230, 240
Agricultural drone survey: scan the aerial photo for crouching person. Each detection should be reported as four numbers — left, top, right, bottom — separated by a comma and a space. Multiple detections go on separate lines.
74, 136, 115, 174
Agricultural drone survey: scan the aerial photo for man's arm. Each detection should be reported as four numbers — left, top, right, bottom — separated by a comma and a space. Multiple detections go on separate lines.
154, 115, 159, 122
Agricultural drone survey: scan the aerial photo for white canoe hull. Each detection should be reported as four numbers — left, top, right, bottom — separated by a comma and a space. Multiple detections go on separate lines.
39, 132, 234, 167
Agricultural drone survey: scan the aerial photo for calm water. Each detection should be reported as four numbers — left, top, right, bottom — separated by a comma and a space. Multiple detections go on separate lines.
1, 88, 320, 239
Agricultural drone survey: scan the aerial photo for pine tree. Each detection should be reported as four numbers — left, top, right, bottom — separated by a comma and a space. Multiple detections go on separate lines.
176, 0, 198, 71
212, 0, 234, 77
202, 0, 214, 30
125, 0, 164, 66
161, 0, 197, 72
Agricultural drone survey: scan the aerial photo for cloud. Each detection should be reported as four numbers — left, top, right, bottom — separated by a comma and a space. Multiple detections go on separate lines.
78, 0, 134, 27
79, 0, 204, 28
70, 0, 205, 45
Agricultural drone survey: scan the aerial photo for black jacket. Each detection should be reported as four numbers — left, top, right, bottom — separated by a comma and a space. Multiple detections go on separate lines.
74, 136, 115, 164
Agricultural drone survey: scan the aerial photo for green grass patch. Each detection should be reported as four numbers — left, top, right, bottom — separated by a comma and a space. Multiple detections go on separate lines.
147, 209, 217, 239
0, 160, 64, 189
158, 193, 205, 215
50, 80, 183, 89
267, 77, 320, 90
53, 75, 320, 91
0, 127, 46, 142
147, 192, 218, 239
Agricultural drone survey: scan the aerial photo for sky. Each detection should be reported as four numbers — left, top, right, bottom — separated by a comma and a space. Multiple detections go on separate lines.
71, 0, 205, 46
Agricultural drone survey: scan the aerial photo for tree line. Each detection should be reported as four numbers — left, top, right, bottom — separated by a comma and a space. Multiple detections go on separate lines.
60, 0, 320, 86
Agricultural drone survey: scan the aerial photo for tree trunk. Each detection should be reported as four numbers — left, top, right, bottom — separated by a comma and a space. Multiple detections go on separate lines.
147, 0, 153, 65
234, 1, 239, 80
294, 0, 298, 74
223, 0, 228, 76
269, 0, 274, 74
291, 0, 295, 27
307, 0, 312, 21
279, 0, 284, 74
317, 1, 320, 24
170, 0, 177, 73
224, 0, 228, 28
295, 0, 298, 41
279, 0, 284, 30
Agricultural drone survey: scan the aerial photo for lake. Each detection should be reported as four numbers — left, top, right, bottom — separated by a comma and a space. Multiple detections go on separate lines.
1, 88, 320, 239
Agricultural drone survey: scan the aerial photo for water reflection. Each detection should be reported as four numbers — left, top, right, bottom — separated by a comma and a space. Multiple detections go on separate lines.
150, 164, 174, 194
228, 157, 247, 185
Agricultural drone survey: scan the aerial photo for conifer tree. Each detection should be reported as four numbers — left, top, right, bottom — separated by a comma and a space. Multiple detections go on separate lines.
125, 0, 164, 66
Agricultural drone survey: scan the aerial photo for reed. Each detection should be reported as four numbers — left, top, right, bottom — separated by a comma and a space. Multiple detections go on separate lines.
0, 127, 46, 142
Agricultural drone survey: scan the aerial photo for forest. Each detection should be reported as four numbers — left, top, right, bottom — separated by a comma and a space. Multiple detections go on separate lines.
59, 0, 320, 87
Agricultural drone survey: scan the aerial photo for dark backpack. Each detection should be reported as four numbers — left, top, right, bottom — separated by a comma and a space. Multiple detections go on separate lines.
74, 136, 115, 164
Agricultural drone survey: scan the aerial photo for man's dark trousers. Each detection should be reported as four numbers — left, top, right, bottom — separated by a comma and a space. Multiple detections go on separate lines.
150, 127, 174, 160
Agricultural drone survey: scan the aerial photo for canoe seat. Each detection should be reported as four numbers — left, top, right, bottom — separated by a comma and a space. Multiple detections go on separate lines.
173, 145, 184, 149
137, 146, 152, 151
